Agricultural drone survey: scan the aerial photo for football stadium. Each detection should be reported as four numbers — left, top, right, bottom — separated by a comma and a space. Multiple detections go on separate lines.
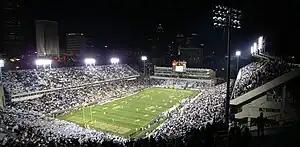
0, 53, 299, 146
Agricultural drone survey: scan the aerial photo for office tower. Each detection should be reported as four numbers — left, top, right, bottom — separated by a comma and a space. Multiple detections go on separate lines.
4, 0, 24, 57
152, 24, 166, 57
179, 44, 204, 68
66, 33, 87, 56
35, 20, 59, 57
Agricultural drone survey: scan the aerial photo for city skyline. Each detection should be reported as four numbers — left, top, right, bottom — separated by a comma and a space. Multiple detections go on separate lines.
4, 0, 291, 59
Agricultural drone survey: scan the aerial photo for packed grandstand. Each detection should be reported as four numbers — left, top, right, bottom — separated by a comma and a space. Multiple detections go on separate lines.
0, 58, 297, 146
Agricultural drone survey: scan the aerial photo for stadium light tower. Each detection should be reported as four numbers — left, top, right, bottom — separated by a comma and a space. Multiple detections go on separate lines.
235, 50, 241, 72
141, 56, 147, 76
213, 4, 242, 124
110, 58, 119, 64
250, 36, 265, 56
258, 36, 263, 51
250, 46, 254, 54
84, 58, 96, 66
0, 59, 4, 83
253, 42, 258, 54
35, 59, 52, 69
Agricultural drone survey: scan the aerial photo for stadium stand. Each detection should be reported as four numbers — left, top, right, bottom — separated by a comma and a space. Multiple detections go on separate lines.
231, 59, 294, 99
3, 64, 138, 95
0, 60, 298, 146
230, 58, 299, 135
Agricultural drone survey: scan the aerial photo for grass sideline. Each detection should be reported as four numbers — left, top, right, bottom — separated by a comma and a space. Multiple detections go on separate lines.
57, 88, 198, 138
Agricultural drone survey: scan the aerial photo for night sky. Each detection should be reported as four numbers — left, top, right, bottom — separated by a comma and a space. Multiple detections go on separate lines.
25, 0, 289, 57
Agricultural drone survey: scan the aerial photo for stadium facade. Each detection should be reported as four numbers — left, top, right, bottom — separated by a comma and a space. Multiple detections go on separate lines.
152, 66, 216, 86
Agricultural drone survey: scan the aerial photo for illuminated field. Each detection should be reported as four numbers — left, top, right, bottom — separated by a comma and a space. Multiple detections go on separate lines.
57, 88, 198, 138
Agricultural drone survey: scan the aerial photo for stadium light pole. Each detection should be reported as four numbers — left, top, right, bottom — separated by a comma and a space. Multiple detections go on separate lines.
213, 5, 242, 124
235, 50, 241, 72
253, 42, 258, 54
0, 59, 4, 83
0, 59, 4, 109
258, 36, 263, 52
141, 56, 147, 76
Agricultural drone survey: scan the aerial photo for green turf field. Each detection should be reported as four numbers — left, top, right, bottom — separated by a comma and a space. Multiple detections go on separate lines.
57, 88, 198, 138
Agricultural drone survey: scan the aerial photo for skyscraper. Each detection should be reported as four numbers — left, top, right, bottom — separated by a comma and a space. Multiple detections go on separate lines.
35, 20, 59, 57
178, 45, 204, 68
178, 33, 204, 67
66, 33, 87, 56
174, 33, 185, 57
3, 0, 24, 57
182, 33, 202, 48
152, 24, 165, 57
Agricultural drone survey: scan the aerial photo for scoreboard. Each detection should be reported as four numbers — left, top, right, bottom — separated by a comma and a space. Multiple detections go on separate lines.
172, 60, 187, 72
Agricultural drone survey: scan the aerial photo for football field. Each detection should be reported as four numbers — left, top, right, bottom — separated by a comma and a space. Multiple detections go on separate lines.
57, 88, 198, 138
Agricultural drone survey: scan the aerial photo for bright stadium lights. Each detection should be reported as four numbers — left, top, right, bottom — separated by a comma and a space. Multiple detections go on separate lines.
0, 60, 4, 68
235, 50, 241, 72
0, 59, 4, 83
110, 58, 119, 64
141, 56, 147, 76
253, 42, 258, 53
35, 59, 52, 69
212, 5, 242, 28
258, 36, 263, 51
235, 50, 241, 56
141, 56, 147, 61
251, 36, 265, 56
84, 58, 96, 66
212, 5, 242, 124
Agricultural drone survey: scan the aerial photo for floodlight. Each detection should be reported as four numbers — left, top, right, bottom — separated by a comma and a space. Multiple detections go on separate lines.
110, 58, 119, 64
84, 58, 96, 65
141, 56, 147, 61
0, 59, 4, 68
251, 46, 254, 54
253, 42, 257, 53
258, 36, 263, 50
212, 5, 242, 29
35, 59, 52, 66
235, 50, 241, 56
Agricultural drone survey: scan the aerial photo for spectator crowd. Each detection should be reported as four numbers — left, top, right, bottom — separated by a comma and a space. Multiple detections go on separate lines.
2, 64, 139, 95
1, 59, 295, 146
232, 59, 294, 99
151, 78, 212, 90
